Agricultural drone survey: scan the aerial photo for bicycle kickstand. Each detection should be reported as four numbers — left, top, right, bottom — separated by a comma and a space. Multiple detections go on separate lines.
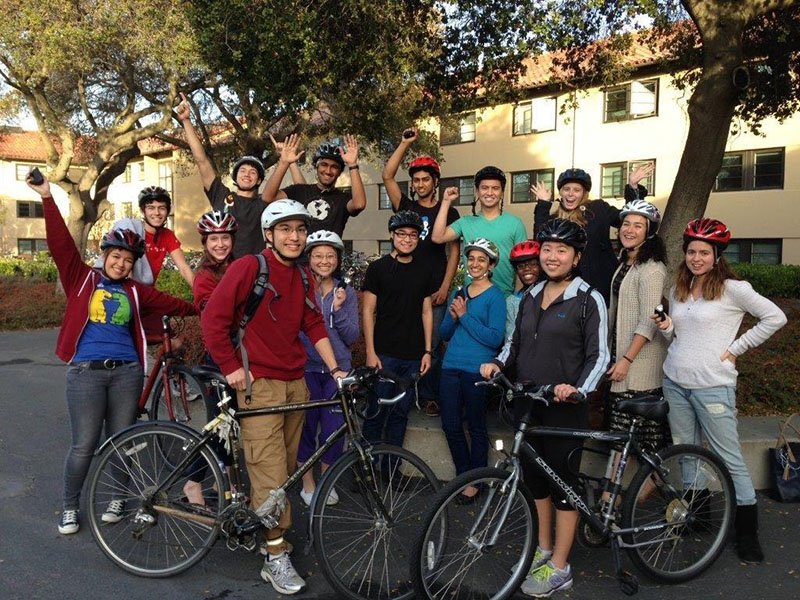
610, 536, 639, 596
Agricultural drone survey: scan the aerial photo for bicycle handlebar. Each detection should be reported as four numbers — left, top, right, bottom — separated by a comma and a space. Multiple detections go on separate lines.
475, 371, 586, 405
336, 366, 419, 405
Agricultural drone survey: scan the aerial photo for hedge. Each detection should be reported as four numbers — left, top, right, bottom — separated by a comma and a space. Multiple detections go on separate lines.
730, 263, 800, 298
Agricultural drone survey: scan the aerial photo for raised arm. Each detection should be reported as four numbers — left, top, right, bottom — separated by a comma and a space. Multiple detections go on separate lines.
262, 133, 303, 203
340, 134, 366, 215
170, 248, 195, 287
431, 187, 460, 244
381, 128, 416, 211
269, 134, 307, 185
176, 93, 217, 191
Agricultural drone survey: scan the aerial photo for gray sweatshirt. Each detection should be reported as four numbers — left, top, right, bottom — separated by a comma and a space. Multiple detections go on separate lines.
660, 279, 787, 389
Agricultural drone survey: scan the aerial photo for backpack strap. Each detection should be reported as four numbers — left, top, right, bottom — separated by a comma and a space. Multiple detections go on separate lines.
297, 264, 320, 313
580, 285, 596, 335
238, 254, 272, 404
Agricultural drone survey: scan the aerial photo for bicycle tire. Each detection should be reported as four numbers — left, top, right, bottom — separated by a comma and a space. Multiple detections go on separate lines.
411, 467, 537, 600
312, 444, 441, 600
149, 364, 208, 432
621, 444, 735, 583
87, 423, 227, 577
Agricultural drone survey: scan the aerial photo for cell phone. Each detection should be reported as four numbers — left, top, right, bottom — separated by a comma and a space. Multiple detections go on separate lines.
29, 167, 44, 185
402, 129, 415, 139
654, 304, 667, 323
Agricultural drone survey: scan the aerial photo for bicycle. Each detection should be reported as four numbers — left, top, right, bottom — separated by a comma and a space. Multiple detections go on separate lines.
411, 371, 735, 599
87, 366, 441, 600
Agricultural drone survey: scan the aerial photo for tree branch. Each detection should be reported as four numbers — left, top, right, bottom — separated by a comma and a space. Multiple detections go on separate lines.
77, 76, 100, 133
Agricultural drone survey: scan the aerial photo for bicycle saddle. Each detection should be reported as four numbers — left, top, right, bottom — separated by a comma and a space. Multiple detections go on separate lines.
614, 396, 669, 422
192, 365, 226, 380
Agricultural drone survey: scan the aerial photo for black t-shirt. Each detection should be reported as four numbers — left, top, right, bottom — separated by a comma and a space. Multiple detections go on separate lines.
362, 254, 437, 360
206, 177, 265, 258
283, 184, 353, 236
397, 194, 460, 289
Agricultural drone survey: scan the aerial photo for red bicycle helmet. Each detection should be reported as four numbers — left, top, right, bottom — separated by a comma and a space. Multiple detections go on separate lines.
197, 210, 238, 235
100, 228, 146, 259
408, 156, 441, 179
509, 240, 541, 264
683, 218, 731, 251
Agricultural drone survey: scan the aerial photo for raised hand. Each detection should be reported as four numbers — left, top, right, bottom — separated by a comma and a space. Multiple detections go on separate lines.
400, 127, 418, 144
274, 133, 305, 164
176, 92, 192, 122
339, 134, 360, 167
629, 162, 655, 188
442, 186, 459, 204
26, 170, 51, 197
530, 181, 552, 202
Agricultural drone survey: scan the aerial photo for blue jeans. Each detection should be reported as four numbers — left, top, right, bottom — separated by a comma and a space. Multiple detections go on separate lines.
63, 362, 143, 510
439, 369, 489, 476
418, 303, 447, 403
361, 355, 420, 449
662, 376, 756, 506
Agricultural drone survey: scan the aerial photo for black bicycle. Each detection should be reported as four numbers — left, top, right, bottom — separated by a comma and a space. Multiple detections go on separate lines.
411, 372, 735, 599
86, 366, 440, 600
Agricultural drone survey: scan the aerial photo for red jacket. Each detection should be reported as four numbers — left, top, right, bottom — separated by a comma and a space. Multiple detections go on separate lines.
43, 196, 196, 369
201, 249, 328, 380
192, 268, 219, 312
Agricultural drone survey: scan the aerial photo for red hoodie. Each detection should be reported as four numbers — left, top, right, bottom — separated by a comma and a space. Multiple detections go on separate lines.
42, 196, 196, 369
201, 249, 328, 380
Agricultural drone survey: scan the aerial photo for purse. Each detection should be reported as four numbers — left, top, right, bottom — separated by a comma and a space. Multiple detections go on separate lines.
768, 413, 800, 503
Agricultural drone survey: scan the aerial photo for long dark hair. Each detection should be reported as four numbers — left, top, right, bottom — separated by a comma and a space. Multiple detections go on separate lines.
619, 235, 667, 266
674, 250, 739, 302
198, 234, 235, 281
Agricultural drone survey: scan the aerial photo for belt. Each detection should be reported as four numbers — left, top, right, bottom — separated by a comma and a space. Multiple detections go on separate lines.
70, 359, 137, 370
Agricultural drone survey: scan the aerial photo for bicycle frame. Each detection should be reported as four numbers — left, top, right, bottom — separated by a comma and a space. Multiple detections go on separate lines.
137, 316, 190, 421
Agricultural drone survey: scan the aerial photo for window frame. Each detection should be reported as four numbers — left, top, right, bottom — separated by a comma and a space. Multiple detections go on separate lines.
510, 169, 555, 204
600, 159, 656, 199
16, 200, 44, 218
603, 78, 659, 123
715, 148, 785, 192
723, 238, 782, 264
378, 181, 409, 210
439, 176, 475, 207
17, 238, 48, 254
15, 163, 43, 181
512, 97, 557, 136
440, 112, 477, 146
378, 240, 393, 256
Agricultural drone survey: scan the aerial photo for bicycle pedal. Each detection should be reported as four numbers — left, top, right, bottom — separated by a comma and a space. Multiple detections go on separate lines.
617, 571, 638, 596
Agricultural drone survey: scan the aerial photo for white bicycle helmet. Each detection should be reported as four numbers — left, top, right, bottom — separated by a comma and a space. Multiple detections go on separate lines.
620, 199, 662, 237
306, 230, 344, 253
261, 199, 312, 239
463, 238, 500, 264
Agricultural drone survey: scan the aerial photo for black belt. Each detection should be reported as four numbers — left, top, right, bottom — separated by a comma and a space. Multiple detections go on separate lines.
70, 359, 137, 370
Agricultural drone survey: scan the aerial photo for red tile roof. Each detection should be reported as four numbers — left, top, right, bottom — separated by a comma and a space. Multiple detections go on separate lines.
0, 129, 97, 164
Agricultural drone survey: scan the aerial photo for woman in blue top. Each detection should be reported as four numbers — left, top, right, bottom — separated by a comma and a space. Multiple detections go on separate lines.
439, 238, 507, 502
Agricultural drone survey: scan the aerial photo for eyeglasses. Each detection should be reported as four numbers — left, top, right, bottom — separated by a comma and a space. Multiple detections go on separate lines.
515, 261, 540, 271
274, 225, 309, 236
310, 253, 338, 261
393, 231, 420, 240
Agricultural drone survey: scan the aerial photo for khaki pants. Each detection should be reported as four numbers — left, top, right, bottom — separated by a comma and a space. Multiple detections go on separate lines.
239, 377, 309, 542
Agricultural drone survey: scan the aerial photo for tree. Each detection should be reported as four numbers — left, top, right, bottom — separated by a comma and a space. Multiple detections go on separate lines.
525, 0, 800, 270
0, 0, 204, 253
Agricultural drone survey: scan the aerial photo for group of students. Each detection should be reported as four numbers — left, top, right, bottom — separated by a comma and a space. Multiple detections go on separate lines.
31, 111, 788, 598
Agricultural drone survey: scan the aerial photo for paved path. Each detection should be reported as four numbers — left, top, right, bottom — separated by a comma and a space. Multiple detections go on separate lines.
1, 329, 798, 600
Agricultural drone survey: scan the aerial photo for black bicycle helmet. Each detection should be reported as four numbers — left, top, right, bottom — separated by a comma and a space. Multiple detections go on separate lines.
474, 165, 507, 189
231, 155, 265, 182
100, 228, 146, 259
138, 186, 171, 212
312, 142, 345, 170
536, 218, 587, 251
557, 168, 592, 191
388, 210, 424, 232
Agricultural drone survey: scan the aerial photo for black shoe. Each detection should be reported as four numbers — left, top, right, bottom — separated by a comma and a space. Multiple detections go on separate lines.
455, 487, 481, 505
734, 504, 764, 564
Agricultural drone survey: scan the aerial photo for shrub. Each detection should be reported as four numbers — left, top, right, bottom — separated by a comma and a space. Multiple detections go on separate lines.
155, 270, 193, 301
0, 278, 65, 329
731, 263, 800, 298
0, 255, 58, 282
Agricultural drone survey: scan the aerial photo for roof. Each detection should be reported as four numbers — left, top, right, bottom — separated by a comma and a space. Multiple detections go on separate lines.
0, 129, 95, 164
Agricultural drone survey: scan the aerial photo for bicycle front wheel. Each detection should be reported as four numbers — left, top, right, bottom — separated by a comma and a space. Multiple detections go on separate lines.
412, 467, 537, 600
621, 444, 735, 583
312, 444, 440, 600
149, 364, 208, 432
87, 423, 227, 577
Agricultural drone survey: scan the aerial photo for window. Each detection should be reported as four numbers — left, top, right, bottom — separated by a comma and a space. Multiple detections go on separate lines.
604, 79, 658, 122
123, 165, 132, 183
16, 201, 44, 218
440, 112, 476, 145
511, 169, 555, 203
17, 238, 48, 254
378, 182, 409, 210
715, 148, 784, 191
513, 98, 557, 135
378, 240, 393, 255
601, 160, 655, 198
723, 239, 781, 264
15, 163, 42, 181
158, 162, 174, 200
137, 163, 146, 181
117, 202, 134, 219
439, 176, 475, 207
343, 240, 354, 254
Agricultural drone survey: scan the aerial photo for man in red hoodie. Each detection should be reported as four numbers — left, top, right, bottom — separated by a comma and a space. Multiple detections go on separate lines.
201, 199, 346, 596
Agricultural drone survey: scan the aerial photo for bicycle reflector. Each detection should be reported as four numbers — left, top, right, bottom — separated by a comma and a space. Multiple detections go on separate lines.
495, 439, 504, 451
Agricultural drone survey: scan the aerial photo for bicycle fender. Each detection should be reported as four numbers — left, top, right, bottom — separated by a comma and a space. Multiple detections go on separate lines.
94, 420, 205, 456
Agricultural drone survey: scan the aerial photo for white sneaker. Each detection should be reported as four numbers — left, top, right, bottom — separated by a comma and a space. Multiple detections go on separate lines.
261, 551, 306, 595
58, 509, 79, 535
300, 487, 339, 507
102, 500, 125, 523
300, 488, 314, 507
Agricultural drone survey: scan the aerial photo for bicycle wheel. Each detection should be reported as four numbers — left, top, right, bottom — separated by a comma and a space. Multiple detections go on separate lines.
312, 444, 440, 600
621, 444, 735, 583
412, 467, 537, 600
87, 423, 227, 577
149, 364, 208, 432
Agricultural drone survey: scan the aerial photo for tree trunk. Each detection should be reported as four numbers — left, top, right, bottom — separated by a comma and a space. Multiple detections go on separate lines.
65, 187, 98, 257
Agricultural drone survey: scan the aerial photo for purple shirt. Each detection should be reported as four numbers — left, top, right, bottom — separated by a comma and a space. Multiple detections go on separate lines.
301, 279, 359, 372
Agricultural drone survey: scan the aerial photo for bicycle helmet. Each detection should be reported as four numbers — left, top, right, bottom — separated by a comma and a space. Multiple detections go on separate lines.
231, 155, 265, 182
196, 210, 238, 235
138, 186, 171, 212
536, 218, 588, 251
557, 168, 592, 192
463, 238, 500, 264
312, 142, 345, 170
408, 156, 441, 180
509, 240, 541, 264
683, 218, 731, 251
261, 199, 312, 235
620, 200, 662, 237
306, 230, 345, 253
388, 210, 424, 232
100, 228, 146, 259
474, 165, 507, 189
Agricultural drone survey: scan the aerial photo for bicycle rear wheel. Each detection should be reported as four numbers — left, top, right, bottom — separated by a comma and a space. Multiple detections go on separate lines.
149, 364, 208, 432
411, 467, 537, 600
87, 423, 227, 577
621, 444, 735, 583
312, 444, 440, 600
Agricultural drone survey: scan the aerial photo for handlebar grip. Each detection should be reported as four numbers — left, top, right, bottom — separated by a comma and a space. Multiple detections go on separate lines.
375, 368, 416, 393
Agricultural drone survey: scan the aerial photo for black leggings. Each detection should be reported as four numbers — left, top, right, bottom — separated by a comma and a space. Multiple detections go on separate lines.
518, 400, 588, 511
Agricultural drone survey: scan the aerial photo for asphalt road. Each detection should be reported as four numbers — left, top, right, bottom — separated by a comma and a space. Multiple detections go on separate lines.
1, 329, 798, 600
